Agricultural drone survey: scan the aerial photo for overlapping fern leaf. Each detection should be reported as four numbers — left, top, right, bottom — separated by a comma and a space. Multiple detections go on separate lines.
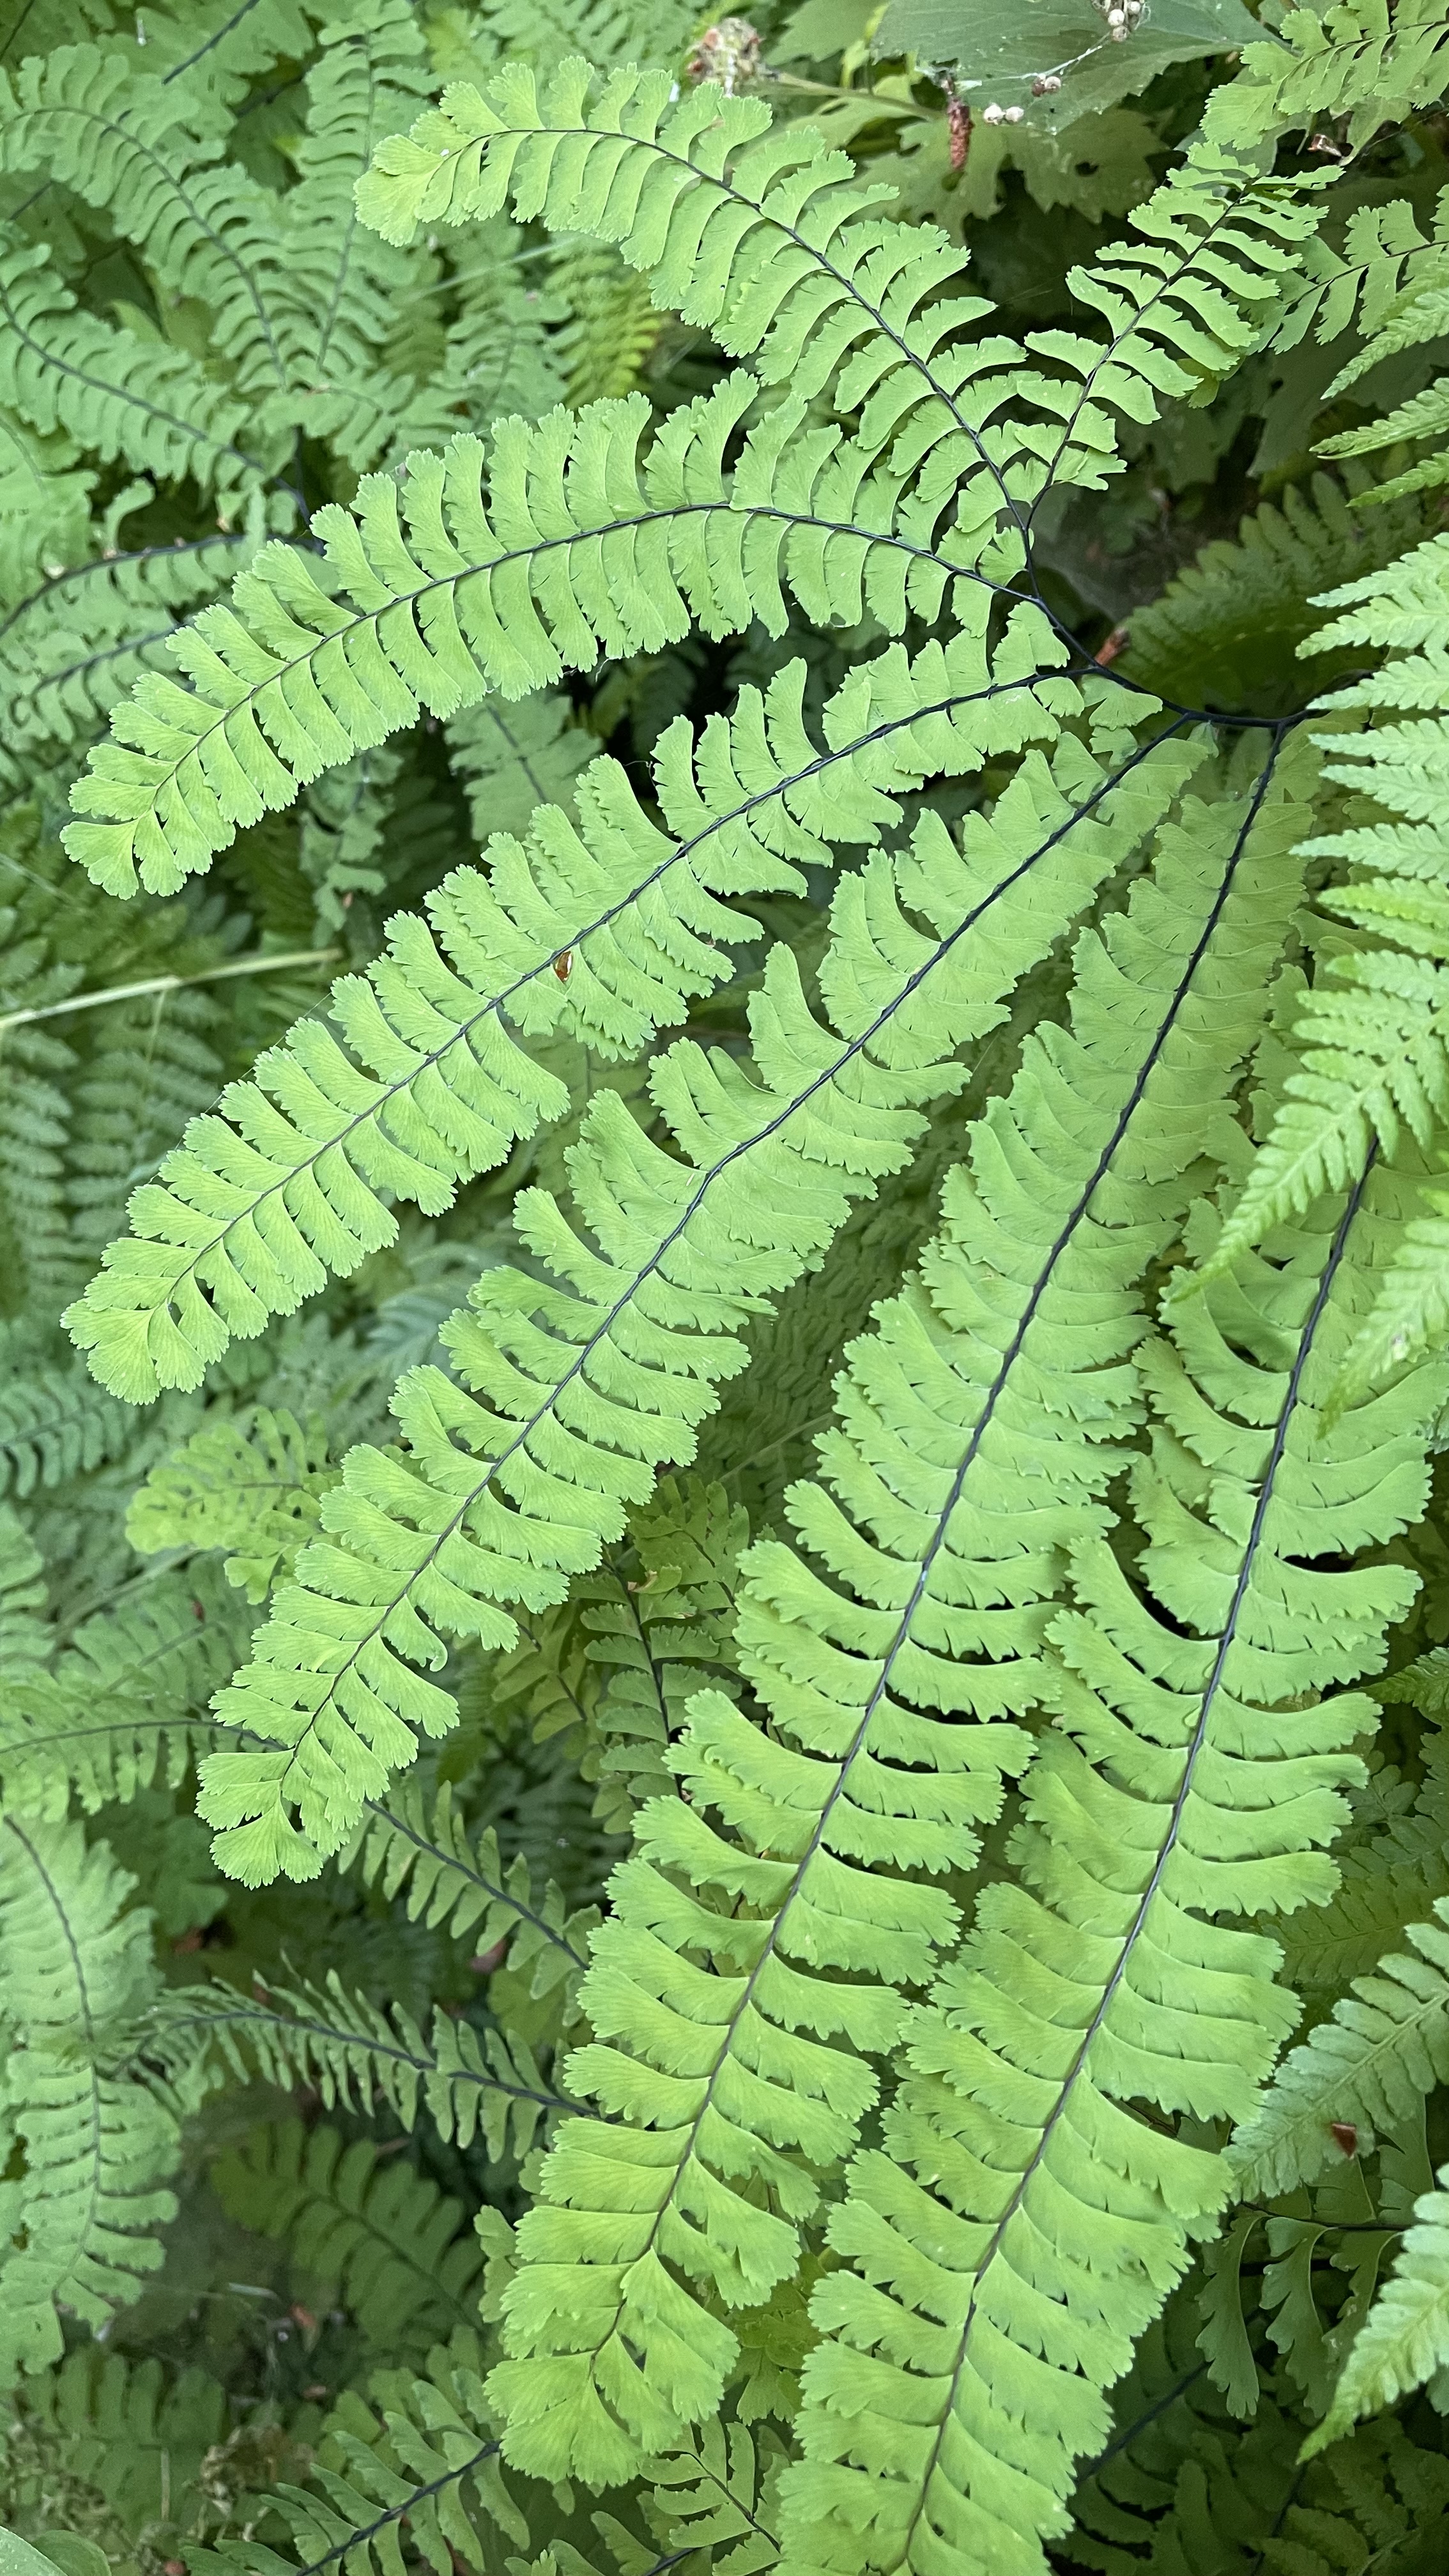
194, 702, 1197, 1883
1202, 515, 1449, 1400
63, 75, 1321, 898
482, 746, 1317, 2482
64, 602, 1075, 1399
780, 1160, 1445, 2576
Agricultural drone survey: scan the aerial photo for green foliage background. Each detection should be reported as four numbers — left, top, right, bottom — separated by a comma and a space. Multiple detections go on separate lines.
4, 0, 1449, 2571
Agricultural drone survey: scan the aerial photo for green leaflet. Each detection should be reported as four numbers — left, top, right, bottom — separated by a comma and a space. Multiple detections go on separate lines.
576, 1473, 749, 1835
0, 1816, 180, 2379
63, 602, 1071, 1400
447, 689, 599, 847
195, 714, 1199, 1885
483, 747, 1312, 2482
0, 1348, 132, 1499
783, 1162, 1444, 2576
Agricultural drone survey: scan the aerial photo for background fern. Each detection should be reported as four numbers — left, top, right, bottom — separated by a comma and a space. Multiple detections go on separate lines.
5, 5, 1449, 2576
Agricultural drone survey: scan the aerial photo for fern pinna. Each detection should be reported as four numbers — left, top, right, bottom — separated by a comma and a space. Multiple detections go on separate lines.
5, 1, 1449, 2572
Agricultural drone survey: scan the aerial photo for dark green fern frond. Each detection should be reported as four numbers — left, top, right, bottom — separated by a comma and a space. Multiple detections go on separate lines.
0, 1813, 180, 2377
0, 526, 255, 793
0, 1342, 132, 1497
1276, 1719, 1449, 1992
554, 241, 666, 408
348, 1778, 597, 2014
1, 2344, 229, 2556
150, 1970, 571, 2156
576, 1472, 749, 1834
1117, 469, 1427, 717
446, 689, 599, 845
194, 2333, 524, 2576
0, 238, 269, 499
209, 2120, 487, 2354
0, 1504, 49, 1673
0, 1558, 250, 1818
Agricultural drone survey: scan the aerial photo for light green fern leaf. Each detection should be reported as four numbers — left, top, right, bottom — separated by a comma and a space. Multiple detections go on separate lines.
66, 78, 1321, 896
65, 607, 1057, 1398
197, 719, 1200, 1887
781, 1162, 1443, 2576
484, 749, 1312, 2483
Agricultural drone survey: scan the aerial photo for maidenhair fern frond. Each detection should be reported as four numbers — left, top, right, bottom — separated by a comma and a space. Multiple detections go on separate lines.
1233, 1898, 1449, 2200
197, 714, 1198, 1884
148, 1970, 570, 2158
783, 1162, 1444, 2576
64, 602, 1075, 1400
1202, 526, 1449, 1401
66, 84, 1321, 900
484, 744, 1314, 2482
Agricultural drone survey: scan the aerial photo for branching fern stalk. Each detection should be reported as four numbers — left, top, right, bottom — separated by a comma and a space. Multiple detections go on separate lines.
4, 4, 1449, 2575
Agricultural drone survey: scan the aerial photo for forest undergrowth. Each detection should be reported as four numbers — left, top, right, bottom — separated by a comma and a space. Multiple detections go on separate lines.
5, 1, 1449, 2572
